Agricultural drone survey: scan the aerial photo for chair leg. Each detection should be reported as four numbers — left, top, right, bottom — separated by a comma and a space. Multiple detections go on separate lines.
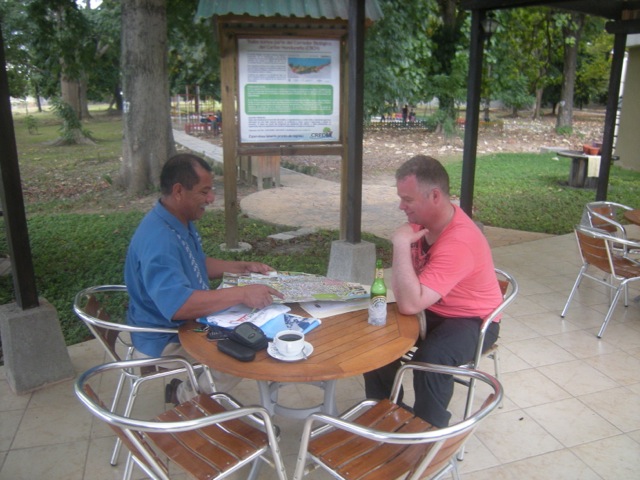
111, 376, 143, 466
123, 451, 134, 480
561, 267, 587, 318
246, 457, 264, 480
491, 348, 503, 408
456, 376, 477, 462
597, 285, 625, 338
109, 372, 128, 465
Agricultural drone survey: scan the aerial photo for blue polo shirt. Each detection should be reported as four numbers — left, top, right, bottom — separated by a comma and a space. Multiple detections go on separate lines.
125, 201, 209, 357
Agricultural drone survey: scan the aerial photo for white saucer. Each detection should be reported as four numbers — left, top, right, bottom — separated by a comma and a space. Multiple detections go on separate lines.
267, 342, 313, 362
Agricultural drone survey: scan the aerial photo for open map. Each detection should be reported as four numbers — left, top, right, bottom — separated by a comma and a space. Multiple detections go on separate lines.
221, 271, 368, 303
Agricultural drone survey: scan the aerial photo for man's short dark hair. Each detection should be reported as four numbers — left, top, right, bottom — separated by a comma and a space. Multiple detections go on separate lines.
395, 155, 450, 195
160, 153, 212, 195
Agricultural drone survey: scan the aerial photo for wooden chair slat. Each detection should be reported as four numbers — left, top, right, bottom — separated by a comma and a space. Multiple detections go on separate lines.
150, 395, 267, 472
321, 406, 425, 464
309, 401, 407, 455
193, 395, 269, 448
331, 417, 438, 479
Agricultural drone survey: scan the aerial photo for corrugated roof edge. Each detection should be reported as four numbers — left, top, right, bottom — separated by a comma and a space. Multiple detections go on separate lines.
196, 0, 383, 22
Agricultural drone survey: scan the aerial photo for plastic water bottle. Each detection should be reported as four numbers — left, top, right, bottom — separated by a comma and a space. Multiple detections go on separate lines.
368, 259, 387, 326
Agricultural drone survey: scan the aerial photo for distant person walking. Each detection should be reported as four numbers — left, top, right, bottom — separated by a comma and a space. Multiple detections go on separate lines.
402, 104, 409, 124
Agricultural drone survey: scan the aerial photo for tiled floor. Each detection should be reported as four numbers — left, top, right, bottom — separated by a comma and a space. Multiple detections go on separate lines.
1, 230, 640, 479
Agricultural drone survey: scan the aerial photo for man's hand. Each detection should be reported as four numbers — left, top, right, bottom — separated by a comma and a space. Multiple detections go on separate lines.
206, 258, 275, 278
392, 223, 428, 246
241, 261, 275, 275
241, 284, 284, 309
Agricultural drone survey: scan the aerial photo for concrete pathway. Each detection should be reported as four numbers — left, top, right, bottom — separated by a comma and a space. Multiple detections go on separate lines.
173, 129, 552, 246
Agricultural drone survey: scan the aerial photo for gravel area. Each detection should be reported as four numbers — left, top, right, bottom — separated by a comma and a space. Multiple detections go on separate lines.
202, 110, 605, 184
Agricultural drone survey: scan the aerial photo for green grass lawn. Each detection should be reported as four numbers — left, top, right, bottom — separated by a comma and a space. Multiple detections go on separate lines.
2, 108, 639, 346
447, 153, 639, 234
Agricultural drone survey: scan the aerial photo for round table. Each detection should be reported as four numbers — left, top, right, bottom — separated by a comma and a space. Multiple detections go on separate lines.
624, 209, 640, 226
179, 303, 419, 418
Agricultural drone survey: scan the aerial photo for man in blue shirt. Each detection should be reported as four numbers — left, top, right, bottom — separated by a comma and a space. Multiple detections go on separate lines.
125, 153, 282, 403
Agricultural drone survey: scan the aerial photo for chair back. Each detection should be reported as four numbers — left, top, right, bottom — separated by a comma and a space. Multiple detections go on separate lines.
585, 201, 632, 236
294, 363, 503, 480
466, 268, 518, 365
74, 285, 129, 362
575, 226, 613, 274
75, 358, 287, 480
490, 268, 518, 321
73, 285, 179, 363
575, 224, 640, 280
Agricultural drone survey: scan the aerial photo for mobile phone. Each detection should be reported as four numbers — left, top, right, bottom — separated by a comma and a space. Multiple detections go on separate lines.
217, 339, 256, 362
206, 326, 230, 341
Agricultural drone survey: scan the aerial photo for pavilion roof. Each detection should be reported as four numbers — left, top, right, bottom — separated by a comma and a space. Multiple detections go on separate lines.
197, 0, 383, 22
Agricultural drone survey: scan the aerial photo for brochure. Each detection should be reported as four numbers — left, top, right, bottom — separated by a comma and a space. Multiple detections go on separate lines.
260, 312, 322, 339
299, 298, 370, 319
198, 304, 291, 329
220, 271, 368, 303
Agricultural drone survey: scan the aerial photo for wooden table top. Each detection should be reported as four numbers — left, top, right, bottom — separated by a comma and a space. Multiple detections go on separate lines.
624, 209, 640, 226
557, 149, 589, 159
179, 303, 419, 383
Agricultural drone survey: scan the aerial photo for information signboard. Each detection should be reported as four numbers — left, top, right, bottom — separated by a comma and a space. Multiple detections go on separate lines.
238, 37, 341, 144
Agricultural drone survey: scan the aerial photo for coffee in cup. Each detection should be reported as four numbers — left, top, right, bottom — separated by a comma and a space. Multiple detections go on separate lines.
274, 330, 305, 357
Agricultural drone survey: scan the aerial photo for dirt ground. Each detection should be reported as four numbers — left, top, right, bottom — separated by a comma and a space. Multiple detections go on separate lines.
205, 109, 605, 184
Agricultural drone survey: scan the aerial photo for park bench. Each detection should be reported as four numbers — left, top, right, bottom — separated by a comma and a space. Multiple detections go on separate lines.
238, 155, 281, 190
184, 122, 218, 135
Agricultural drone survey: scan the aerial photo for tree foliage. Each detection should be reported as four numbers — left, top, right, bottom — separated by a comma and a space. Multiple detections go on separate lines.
167, 0, 221, 99
363, 0, 431, 118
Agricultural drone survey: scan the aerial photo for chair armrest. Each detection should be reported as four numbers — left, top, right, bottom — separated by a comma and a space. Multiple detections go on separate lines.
302, 362, 502, 443
589, 211, 627, 235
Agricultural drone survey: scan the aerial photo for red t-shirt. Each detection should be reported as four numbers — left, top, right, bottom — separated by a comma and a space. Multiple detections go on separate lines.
410, 205, 502, 320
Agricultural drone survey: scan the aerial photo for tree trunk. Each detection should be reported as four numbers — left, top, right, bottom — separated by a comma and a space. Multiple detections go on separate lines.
433, 0, 463, 127
79, 74, 91, 120
60, 74, 81, 117
60, 73, 91, 121
533, 87, 543, 119
556, 13, 585, 132
120, 0, 176, 194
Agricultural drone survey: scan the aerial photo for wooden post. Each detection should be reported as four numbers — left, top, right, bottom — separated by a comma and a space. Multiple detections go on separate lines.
0, 25, 38, 309
219, 27, 239, 249
460, 9, 487, 217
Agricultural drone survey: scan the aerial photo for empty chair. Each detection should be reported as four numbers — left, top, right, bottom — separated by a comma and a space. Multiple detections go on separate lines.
73, 285, 211, 466
585, 201, 639, 260
561, 224, 640, 338
75, 356, 287, 480
293, 362, 503, 480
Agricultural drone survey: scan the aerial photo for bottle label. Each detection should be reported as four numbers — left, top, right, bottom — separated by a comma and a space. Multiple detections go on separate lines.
371, 296, 386, 308
368, 296, 387, 326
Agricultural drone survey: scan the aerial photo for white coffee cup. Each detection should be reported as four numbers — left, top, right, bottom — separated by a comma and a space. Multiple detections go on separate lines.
274, 330, 305, 357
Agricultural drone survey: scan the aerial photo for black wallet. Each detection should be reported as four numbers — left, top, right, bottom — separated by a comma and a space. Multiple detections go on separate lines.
229, 322, 269, 350
217, 339, 256, 362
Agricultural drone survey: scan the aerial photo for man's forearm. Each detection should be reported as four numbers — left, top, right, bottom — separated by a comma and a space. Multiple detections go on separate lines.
392, 244, 423, 313
172, 288, 245, 320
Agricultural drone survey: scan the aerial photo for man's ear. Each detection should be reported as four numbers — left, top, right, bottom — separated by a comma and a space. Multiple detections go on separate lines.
171, 182, 184, 199
430, 187, 442, 204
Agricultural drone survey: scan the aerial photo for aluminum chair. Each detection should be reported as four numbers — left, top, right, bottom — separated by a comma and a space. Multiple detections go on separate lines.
293, 362, 503, 480
404, 271, 517, 415
75, 357, 287, 480
561, 224, 640, 338
585, 201, 639, 260
73, 284, 212, 466
455, 268, 517, 458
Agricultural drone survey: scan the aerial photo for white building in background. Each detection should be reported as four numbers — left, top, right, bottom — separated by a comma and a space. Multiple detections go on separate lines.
615, 34, 640, 172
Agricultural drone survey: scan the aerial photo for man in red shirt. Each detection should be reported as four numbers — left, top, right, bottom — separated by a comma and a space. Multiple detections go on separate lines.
364, 155, 502, 427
